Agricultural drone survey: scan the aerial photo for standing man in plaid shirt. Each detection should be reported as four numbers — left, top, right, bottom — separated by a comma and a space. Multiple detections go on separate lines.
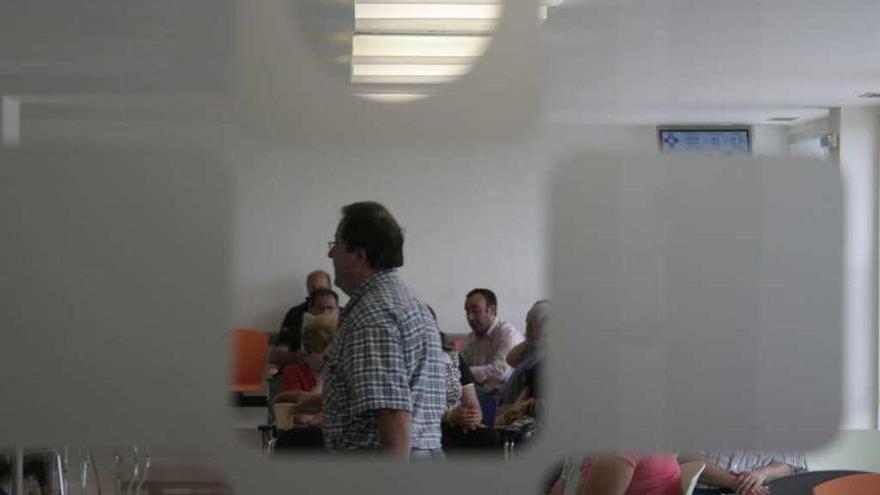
323, 201, 446, 458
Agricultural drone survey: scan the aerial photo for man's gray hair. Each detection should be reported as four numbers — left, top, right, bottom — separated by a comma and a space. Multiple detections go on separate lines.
307, 270, 331, 283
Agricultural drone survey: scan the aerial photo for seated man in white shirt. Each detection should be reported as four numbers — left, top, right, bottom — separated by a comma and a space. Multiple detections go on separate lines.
459, 288, 523, 396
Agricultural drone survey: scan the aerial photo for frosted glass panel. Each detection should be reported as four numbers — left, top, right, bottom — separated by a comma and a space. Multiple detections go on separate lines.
547, 153, 842, 453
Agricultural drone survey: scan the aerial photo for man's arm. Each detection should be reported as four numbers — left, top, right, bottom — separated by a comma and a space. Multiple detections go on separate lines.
270, 304, 307, 364
275, 304, 306, 346
344, 316, 415, 457
754, 462, 796, 481
732, 462, 794, 494
469, 325, 521, 385
377, 409, 412, 459
275, 390, 323, 412
506, 341, 528, 367
677, 454, 741, 492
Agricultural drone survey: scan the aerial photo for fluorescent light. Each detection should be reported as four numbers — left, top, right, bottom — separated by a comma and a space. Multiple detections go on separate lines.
351, 1, 501, 93
356, 18, 499, 33
355, 4, 501, 19
354, 2, 501, 34
354, 0, 501, 6
353, 64, 471, 76
352, 34, 490, 58
356, 93, 431, 103
352, 63, 471, 84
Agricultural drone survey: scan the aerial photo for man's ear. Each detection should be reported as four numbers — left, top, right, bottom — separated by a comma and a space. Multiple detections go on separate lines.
354, 247, 369, 266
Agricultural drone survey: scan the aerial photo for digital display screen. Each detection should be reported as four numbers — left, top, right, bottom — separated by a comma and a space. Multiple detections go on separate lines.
658, 128, 751, 154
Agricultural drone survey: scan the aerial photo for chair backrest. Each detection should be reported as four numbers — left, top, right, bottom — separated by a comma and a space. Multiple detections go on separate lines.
813, 473, 880, 495
807, 430, 880, 472
230, 329, 269, 388
679, 461, 706, 495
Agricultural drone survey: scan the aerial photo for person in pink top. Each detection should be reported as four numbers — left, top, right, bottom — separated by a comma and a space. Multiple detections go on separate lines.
550, 453, 682, 495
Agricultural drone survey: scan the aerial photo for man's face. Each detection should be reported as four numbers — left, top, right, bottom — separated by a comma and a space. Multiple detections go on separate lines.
306, 273, 331, 295
328, 223, 360, 294
309, 294, 338, 316
465, 294, 496, 336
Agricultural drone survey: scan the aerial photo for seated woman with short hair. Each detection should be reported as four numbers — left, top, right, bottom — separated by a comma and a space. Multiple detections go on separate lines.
496, 300, 548, 429
272, 315, 336, 448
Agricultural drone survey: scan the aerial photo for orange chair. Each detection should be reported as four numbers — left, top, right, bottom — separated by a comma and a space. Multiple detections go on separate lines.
230, 329, 270, 394
813, 473, 880, 495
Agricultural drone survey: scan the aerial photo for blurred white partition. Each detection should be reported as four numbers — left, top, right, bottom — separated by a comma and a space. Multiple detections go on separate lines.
546, 153, 842, 453
0, 147, 231, 445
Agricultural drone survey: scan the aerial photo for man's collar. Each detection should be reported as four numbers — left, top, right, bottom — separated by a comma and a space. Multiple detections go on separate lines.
476, 317, 500, 339
340, 268, 397, 316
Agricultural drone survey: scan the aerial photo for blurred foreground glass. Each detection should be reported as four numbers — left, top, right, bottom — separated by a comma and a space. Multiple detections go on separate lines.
546, 153, 842, 453
0, 445, 231, 495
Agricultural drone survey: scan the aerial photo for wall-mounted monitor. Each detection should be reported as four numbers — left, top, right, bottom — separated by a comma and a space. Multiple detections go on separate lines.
658, 127, 751, 154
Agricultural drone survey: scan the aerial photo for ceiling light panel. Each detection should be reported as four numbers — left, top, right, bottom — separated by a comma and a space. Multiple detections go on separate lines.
352, 34, 490, 58
351, 0, 500, 93
355, 2, 501, 34
352, 63, 471, 84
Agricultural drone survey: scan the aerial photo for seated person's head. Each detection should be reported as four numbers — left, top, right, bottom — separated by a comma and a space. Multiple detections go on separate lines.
301, 314, 337, 367
525, 299, 549, 342
306, 270, 331, 294
307, 287, 339, 316
465, 288, 498, 336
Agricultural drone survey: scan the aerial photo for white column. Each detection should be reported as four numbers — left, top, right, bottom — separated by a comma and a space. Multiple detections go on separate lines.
835, 106, 880, 429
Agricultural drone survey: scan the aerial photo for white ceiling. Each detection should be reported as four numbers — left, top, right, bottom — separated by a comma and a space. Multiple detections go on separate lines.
542, 0, 880, 125
2, 0, 878, 127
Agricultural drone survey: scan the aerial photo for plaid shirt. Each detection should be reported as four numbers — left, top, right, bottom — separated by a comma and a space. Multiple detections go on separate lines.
322, 269, 445, 451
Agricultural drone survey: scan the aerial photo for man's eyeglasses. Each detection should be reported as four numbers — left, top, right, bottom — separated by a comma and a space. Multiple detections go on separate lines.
327, 240, 345, 250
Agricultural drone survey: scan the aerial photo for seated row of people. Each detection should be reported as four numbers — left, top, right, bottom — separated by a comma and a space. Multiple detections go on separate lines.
261, 203, 817, 466
268, 275, 546, 452
270, 278, 536, 399
266, 201, 540, 458
548, 451, 806, 495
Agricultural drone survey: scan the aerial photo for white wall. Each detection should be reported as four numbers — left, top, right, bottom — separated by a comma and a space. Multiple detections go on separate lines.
788, 118, 831, 160
833, 106, 880, 429
229, 122, 778, 336
17, 117, 791, 338
15, 116, 662, 337
225, 134, 552, 337
752, 124, 791, 157
788, 117, 832, 144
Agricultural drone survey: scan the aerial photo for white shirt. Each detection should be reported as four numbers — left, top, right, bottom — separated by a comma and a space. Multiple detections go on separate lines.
459, 317, 523, 392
